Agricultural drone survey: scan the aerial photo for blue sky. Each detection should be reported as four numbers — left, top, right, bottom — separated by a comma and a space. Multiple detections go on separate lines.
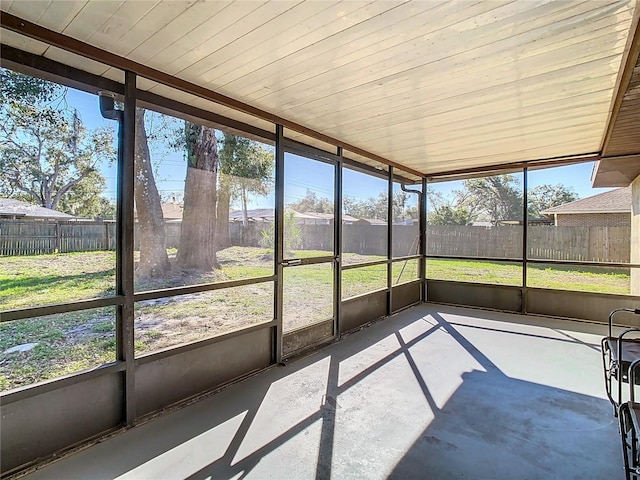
67, 88, 609, 211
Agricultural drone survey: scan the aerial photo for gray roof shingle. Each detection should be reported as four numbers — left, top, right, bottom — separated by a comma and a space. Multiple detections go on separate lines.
0, 198, 76, 219
542, 187, 631, 214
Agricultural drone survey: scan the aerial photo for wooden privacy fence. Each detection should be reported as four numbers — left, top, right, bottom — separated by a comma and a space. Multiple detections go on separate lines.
527, 225, 630, 263
1, 221, 631, 263
230, 223, 419, 256
427, 225, 631, 263
427, 225, 521, 259
0, 220, 116, 255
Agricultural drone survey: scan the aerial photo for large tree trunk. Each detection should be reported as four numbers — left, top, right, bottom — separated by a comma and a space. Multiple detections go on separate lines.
176, 122, 219, 270
134, 109, 169, 278
215, 181, 231, 250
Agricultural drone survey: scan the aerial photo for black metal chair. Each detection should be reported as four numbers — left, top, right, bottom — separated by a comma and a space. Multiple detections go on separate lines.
619, 359, 640, 480
602, 308, 640, 416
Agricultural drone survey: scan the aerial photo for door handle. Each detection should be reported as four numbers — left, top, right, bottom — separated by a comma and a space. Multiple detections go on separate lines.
281, 259, 302, 267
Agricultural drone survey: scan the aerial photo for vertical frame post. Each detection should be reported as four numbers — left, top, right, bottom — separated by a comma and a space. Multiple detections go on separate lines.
387, 166, 394, 316
334, 147, 343, 336
421, 177, 427, 302
274, 124, 285, 362
118, 70, 136, 425
522, 167, 528, 313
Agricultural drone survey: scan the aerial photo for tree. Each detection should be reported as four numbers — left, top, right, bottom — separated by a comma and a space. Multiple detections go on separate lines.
175, 121, 220, 270
428, 177, 578, 225
289, 189, 333, 214
455, 175, 522, 223
528, 184, 578, 218
427, 188, 470, 225
57, 171, 116, 219
343, 195, 379, 219
0, 76, 115, 213
217, 133, 274, 247
0, 68, 61, 105
342, 191, 416, 222
428, 204, 470, 225
134, 109, 169, 278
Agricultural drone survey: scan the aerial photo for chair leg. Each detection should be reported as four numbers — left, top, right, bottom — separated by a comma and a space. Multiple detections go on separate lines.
603, 339, 618, 416
620, 403, 632, 480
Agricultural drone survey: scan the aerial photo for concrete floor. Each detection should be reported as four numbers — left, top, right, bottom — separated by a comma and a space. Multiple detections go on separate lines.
23, 304, 623, 480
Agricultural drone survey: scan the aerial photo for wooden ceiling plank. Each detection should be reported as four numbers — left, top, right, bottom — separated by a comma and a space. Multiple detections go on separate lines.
197, 1, 363, 85
378, 119, 607, 161
297, 67, 618, 147
39, 1, 89, 32
248, 1, 613, 108
6, 0, 51, 24
418, 142, 600, 174
207, 1, 377, 87
174, 1, 308, 80
299, 20, 629, 123
400, 134, 601, 163
155, 1, 271, 75
83, 1, 161, 51
125, 1, 233, 67
43, 45, 115, 77
298, 56, 620, 133
601, 1, 640, 155
332, 84, 616, 142
161, 1, 287, 77
220, 0, 497, 100
400, 129, 601, 165
61, 1, 125, 42
106, 1, 201, 58
393, 142, 602, 173
101, 67, 125, 85
349, 102, 612, 150
313, 84, 616, 142
268, 2, 630, 115
0, 27, 49, 55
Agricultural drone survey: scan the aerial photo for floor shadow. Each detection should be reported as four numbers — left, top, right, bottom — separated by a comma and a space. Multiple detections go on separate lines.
387, 310, 621, 479
388, 369, 621, 480
21, 304, 623, 480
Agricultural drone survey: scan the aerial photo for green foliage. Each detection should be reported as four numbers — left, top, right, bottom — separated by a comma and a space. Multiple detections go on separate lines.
0, 68, 63, 104
428, 204, 470, 225
219, 133, 274, 221
428, 176, 579, 225
289, 189, 334, 214
528, 183, 578, 218
0, 70, 116, 213
57, 171, 117, 219
219, 134, 274, 192
260, 210, 301, 254
427, 188, 471, 225
457, 175, 522, 223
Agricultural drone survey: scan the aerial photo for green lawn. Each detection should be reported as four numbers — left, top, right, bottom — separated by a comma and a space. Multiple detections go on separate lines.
0, 248, 632, 391
427, 258, 630, 294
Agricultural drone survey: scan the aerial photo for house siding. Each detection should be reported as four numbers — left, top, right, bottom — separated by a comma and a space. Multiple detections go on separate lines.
556, 212, 630, 227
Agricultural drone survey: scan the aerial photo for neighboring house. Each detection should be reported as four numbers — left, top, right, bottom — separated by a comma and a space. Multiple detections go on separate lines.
229, 209, 359, 225
133, 202, 184, 222
292, 211, 333, 225
160, 203, 184, 222
229, 208, 275, 223
0, 198, 77, 220
541, 186, 631, 227
355, 218, 387, 226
